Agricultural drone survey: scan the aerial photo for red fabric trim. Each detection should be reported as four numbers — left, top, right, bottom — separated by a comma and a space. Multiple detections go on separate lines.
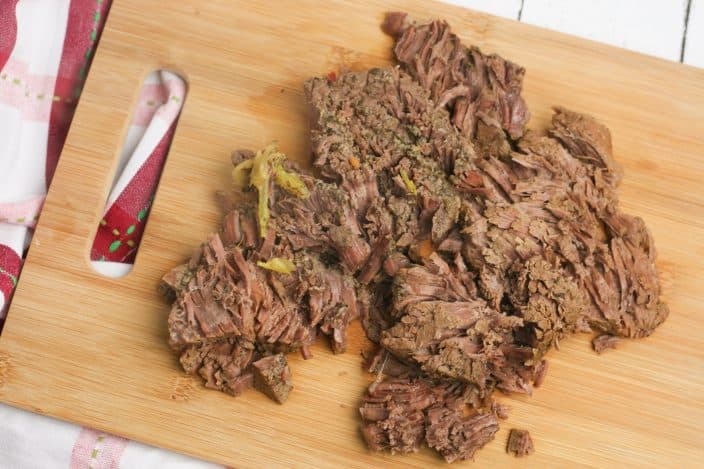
0, 0, 18, 72
90, 121, 176, 262
0, 243, 21, 304
45, 0, 112, 187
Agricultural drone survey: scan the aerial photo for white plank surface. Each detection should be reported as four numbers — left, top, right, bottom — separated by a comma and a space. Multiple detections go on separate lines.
520, 0, 688, 61
439, 0, 522, 19
685, 0, 704, 66
443, 0, 702, 68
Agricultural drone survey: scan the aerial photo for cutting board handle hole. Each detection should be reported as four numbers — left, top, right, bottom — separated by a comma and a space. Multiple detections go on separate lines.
89, 69, 187, 278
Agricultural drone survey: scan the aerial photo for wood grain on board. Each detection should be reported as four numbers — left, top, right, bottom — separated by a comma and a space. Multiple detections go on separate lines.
0, 1, 703, 467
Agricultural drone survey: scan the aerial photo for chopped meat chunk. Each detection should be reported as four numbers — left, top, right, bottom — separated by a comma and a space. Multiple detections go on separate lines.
252, 354, 293, 404
360, 376, 498, 461
426, 405, 499, 462
532, 359, 549, 388
506, 429, 534, 457
359, 378, 434, 454
592, 334, 620, 354
492, 401, 510, 420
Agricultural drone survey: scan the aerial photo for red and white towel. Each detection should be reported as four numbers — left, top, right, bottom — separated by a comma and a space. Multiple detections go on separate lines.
90, 69, 184, 277
1, 1, 219, 467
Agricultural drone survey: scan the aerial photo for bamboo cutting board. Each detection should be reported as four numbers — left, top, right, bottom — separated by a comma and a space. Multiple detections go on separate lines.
1, 1, 703, 467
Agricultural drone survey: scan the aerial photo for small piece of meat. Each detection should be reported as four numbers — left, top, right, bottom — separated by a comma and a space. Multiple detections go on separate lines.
221, 210, 243, 245
532, 359, 549, 388
252, 354, 293, 404
586, 214, 669, 339
592, 334, 619, 354
179, 338, 256, 396
491, 401, 510, 420
231, 149, 255, 166
359, 378, 434, 454
506, 429, 534, 457
425, 405, 499, 463
159, 263, 190, 299
361, 377, 498, 460
381, 11, 408, 36
365, 348, 420, 378
549, 107, 620, 183
300, 346, 313, 360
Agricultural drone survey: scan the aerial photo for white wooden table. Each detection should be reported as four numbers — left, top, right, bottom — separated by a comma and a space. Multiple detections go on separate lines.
443, 0, 703, 67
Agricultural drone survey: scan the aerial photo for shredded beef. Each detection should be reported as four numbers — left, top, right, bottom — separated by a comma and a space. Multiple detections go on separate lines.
359, 378, 434, 454
317, 13, 663, 461
359, 376, 499, 460
163, 202, 362, 402
393, 18, 529, 142
426, 405, 499, 463
163, 11, 668, 464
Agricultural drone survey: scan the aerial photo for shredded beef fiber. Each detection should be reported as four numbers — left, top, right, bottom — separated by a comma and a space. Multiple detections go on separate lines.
162, 12, 668, 463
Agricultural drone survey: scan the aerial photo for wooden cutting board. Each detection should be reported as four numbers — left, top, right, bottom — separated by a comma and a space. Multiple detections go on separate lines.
1, 0, 703, 467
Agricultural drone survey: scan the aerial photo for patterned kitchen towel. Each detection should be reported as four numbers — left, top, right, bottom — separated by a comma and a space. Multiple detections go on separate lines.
0, 1, 220, 468
90, 69, 185, 278
0, 0, 112, 319
0, 404, 222, 469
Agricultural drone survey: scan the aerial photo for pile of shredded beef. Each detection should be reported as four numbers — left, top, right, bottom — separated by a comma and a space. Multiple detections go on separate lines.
162, 12, 668, 462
